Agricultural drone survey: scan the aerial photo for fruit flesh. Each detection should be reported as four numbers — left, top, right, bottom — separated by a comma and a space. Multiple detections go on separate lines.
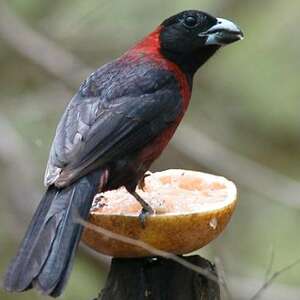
91, 170, 234, 216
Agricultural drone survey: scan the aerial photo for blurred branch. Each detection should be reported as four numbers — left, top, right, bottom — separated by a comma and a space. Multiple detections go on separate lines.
264, 245, 275, 281
249, 258, 300, 300
77, 216, 220, 284
0, 1, 92, 90
81, 215, 300, 300
172, 125, 300, 209
228, 275, 300, 300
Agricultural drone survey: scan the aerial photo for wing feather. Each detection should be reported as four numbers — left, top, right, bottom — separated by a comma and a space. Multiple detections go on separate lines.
45, 61, 182, 187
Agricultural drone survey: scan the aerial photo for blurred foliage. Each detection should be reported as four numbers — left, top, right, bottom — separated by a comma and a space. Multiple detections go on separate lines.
0, 0, 299, 299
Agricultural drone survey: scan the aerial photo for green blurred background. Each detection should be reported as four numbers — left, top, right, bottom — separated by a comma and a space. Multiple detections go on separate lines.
0, 0, 299, 299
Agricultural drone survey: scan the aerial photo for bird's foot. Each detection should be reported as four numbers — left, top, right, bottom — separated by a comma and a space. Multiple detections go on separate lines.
138, 208, 153, 228
129, 190, 154, 228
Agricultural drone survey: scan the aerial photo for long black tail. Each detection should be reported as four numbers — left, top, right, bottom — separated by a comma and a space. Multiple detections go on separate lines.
4, 170, 101, 297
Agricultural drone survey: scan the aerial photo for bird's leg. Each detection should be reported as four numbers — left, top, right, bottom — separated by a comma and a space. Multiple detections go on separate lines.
130, 191, 154, 228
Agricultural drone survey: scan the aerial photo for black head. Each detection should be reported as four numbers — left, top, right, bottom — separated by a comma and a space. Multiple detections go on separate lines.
160, 10, 243, 76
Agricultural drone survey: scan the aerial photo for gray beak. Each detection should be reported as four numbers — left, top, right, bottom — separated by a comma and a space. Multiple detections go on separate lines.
200, 18, 244, 46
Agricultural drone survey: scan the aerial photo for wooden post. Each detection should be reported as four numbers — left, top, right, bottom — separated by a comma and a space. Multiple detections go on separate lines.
94, 255, 220, 300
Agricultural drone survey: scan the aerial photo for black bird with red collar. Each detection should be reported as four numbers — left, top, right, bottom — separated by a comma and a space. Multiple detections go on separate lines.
4, 10, 243, 297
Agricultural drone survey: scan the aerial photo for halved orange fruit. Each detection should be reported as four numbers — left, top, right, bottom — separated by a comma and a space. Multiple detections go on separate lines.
82, 169, 237, 257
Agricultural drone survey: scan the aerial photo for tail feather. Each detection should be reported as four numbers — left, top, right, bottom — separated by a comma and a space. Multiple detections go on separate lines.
4, 170, 101, 297
4, 187, 58, 292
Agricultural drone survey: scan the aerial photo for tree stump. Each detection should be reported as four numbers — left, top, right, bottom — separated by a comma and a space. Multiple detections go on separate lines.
94, 255, 220, 300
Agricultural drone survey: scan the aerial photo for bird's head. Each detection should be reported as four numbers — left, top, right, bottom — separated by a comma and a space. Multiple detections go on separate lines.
159, 10, 244, 75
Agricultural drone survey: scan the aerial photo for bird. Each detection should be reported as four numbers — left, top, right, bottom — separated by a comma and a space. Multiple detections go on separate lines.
4, 10, 243, 297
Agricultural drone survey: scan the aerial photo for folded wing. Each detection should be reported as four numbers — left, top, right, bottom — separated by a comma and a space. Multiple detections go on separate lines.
45, 65, 182, 187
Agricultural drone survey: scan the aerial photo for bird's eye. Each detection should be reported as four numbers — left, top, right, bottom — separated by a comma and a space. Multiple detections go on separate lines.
183, 16, 198, 28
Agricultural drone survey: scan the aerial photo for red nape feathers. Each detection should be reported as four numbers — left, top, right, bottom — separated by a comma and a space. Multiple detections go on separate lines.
130, 26, 162, 55
128, 26, 191, 111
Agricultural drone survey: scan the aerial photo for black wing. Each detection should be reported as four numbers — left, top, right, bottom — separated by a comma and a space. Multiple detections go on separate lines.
45, 61, 182, 187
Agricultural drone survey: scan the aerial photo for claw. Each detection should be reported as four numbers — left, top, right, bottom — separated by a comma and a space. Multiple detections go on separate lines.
128, 190, 154, 228
138, 208, 152, 228
138, 173, 151, 192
